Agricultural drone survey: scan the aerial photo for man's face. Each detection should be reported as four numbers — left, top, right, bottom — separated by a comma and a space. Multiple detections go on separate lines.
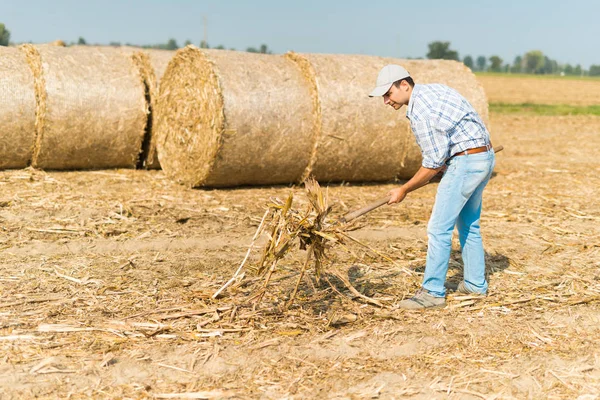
383, 81, 410, 110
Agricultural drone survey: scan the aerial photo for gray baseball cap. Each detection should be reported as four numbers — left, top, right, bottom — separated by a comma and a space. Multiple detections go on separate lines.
369, 64, 411, 97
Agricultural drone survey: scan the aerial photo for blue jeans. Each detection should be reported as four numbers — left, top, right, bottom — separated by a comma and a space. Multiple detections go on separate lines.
422, 150, 496, 297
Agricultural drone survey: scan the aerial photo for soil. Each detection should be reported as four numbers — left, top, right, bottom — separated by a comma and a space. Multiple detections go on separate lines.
1, 114, 600, 399
478, 74, 600, 105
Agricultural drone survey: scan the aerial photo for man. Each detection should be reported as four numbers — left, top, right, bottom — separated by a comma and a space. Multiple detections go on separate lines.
369, 65, 495, 309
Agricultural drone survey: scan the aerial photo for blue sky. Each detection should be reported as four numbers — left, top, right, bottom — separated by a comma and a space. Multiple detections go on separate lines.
3, 0, 599, 68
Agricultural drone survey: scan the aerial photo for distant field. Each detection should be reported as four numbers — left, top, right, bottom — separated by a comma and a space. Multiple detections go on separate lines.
477, 72, 600, 81
490, 103, 600, 116
476, 73, 600, 106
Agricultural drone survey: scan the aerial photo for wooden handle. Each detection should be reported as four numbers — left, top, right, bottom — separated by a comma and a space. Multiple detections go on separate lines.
341, 195, 391, 223
341, 145, 504, 223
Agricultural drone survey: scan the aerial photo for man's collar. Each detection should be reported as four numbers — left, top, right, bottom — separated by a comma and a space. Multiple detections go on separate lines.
406, 84, 420, 119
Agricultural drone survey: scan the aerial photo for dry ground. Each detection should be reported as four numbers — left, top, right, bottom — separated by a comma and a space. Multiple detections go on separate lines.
1, 114, 600, 399
477, 74, 600, 105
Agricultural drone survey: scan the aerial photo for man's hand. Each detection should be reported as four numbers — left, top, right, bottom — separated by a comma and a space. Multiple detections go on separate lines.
387, 166, 442, 205
388, 187, 407, 204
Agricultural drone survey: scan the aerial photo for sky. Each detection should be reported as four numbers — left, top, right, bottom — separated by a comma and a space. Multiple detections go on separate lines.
3, 0, 599, 68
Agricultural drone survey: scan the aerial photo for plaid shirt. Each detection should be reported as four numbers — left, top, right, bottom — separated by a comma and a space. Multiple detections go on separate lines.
406, 83, 490, 169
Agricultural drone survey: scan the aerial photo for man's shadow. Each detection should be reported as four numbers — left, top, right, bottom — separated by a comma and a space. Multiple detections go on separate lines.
412, 250, 510, 285
293, 251, 509, 317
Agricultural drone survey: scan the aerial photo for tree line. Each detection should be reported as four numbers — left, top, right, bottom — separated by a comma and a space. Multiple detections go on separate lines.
2, 23, 598, 77
426, 41, 600, 77
0, 23, 272, 55
77, 37, 272, 54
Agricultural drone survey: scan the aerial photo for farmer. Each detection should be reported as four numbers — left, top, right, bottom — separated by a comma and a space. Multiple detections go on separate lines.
369, 65, 495, 309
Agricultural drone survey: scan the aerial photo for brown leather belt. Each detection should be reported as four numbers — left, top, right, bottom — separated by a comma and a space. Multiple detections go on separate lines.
452, 144, 491, 157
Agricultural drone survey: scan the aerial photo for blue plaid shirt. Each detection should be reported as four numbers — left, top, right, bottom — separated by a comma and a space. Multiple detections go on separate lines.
406, 84, 490, 169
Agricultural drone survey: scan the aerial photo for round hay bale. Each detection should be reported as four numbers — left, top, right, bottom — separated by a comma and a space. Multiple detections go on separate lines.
285, 52, 411, 183
129, 49, 175, 169
48, 40, 66, 47
0, 46, 37, 169
286, 53, 490, 182
21, 44, 148, 170
155, 46, 316, 187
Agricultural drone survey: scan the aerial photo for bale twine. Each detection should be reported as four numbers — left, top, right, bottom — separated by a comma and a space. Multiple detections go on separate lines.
129, 49, 175, 169
21, 45, 148, 170
155, 46, 316, 187
286, 53, 490, 182
0, 46, 37, 169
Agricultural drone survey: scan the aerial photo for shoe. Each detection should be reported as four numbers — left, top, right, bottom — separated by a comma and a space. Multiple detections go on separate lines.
396, 289, 446, 310
445, 281, 486, 296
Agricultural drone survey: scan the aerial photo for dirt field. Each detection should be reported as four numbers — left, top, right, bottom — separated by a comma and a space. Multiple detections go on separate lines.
1, 113, 600, 399
478, 74, 600, 105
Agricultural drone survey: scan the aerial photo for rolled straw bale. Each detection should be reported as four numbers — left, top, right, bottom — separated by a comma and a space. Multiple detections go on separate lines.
0, 46, 37, 168
48, 40, 66, 47
286, 53, 490, 182
155, 46, 316, 187
129, 49, 175, 169
286, 52, 406, 182
21, 44, 147, 170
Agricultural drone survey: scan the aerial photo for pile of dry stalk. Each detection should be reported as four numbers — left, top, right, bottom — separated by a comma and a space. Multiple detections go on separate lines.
213, 178, 411, 309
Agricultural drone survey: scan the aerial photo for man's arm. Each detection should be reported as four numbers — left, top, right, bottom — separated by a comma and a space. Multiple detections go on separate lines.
390, 95, 453, 204
388, 165, 444, 204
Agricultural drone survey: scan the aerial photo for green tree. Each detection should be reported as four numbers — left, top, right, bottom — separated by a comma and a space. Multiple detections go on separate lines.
523, 50, 544, 74
511, 55, 523, 73
0, 23, 10, 46
574, 64, 582, 76
426, 41, 459, 60
165, 39, 178, 50
463, 55, 474, 70
214, 44, 226, 50
476, 56, 487, 71
184, 39, 192, 46
564, 64, 574, 75
589, 65, 600, 76
489, 55, 503, 72
77, 37, 87, 45
246, 44, 272, 54
541, 56, 558, 74
199, 40, 209, 48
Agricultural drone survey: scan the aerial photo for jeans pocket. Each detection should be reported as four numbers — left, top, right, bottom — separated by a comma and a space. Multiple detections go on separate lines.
460, 162, 491, 198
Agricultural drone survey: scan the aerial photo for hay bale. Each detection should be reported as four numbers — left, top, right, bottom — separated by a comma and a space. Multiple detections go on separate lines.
129, 49, 175, 169
21, 44, 147, 170
286, 53, 490, 182
48, 40, 66, 47
286, 52, 406, 183
155, 46, 316, 187
0, 46, 37, 169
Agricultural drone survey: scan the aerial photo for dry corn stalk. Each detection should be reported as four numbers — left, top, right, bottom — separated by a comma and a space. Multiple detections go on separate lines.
214, 178, 410, 307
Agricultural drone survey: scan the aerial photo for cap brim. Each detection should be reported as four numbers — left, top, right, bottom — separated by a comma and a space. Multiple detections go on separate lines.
368, 83, 392, 97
